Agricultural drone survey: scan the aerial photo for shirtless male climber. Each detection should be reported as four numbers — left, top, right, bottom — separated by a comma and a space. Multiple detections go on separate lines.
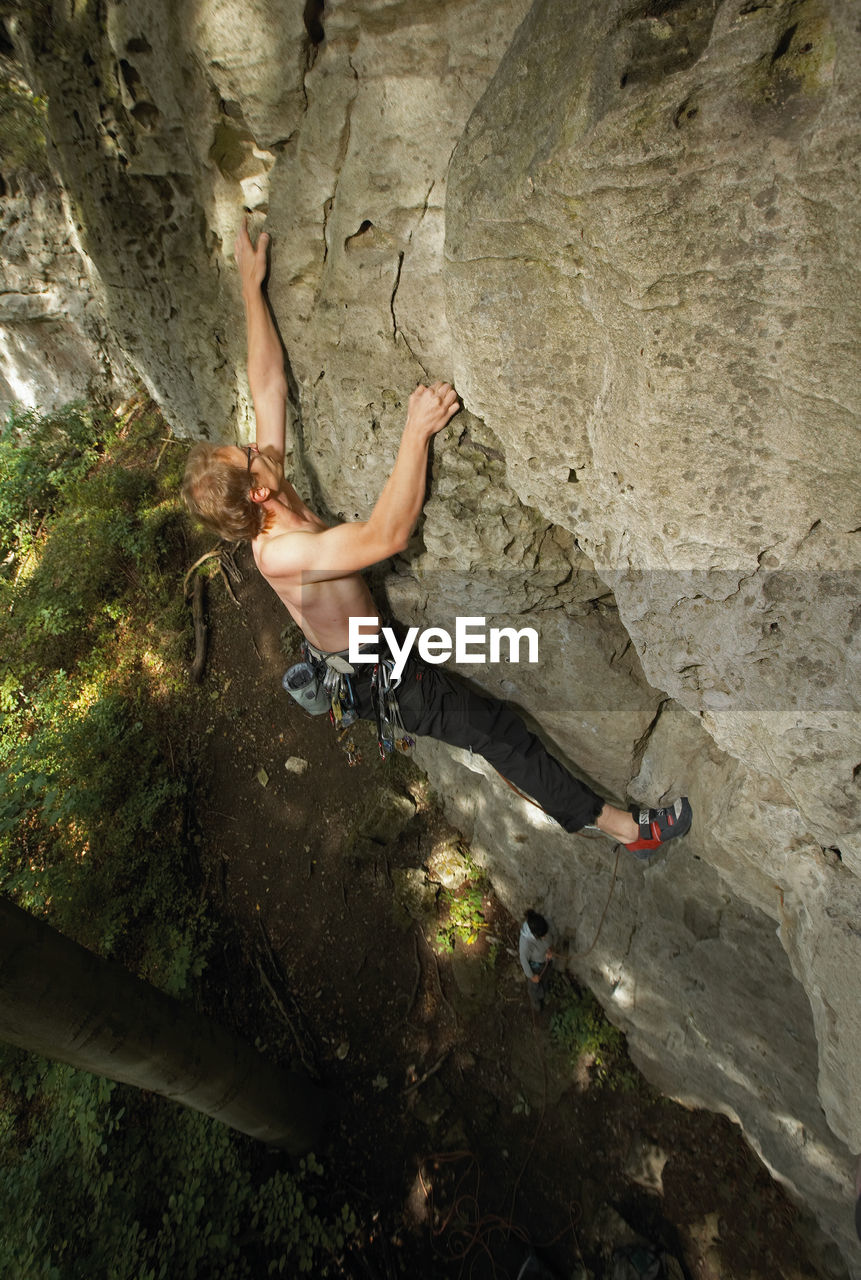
183, 220, 693, 857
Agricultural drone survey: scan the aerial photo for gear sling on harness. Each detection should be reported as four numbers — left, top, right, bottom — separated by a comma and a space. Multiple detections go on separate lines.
282, 642, 414, 759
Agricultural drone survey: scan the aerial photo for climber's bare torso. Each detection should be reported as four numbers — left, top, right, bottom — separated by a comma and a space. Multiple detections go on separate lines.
252, 528, 380, 656
215, 444, 380, 653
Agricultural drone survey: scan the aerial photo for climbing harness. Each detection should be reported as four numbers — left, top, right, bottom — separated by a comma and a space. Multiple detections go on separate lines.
282, 641, 414, 765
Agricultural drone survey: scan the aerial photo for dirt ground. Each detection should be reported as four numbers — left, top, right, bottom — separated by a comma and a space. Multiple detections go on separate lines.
187, 542, 829, 1280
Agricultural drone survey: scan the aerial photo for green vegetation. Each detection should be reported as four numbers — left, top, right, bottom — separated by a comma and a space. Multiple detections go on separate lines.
0, 400, 357, 1276
0, 401, 199, 978
549, 980, 637, 1090
0, 1046, 356, 1279
0, 78, 49, 179
435, 882, 488, 951
434, 850, 490, 951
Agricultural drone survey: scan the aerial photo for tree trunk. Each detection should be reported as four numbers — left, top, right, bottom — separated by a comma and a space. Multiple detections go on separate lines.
0, 898, 326, 1153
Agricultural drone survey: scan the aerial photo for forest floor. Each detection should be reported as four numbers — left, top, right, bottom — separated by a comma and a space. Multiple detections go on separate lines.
186, 541, 827, 1280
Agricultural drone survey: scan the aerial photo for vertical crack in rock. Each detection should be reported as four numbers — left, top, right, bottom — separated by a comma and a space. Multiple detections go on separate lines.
320, 196, 333, 265
418, 179, 434, 225
284, 349, 329, 521
386, 180, 437, 377
302, 0, 325, 71
388, 248, 429, 378
630, 698, 668, 778
389, 249, 404, 339
318, 58, 359, 276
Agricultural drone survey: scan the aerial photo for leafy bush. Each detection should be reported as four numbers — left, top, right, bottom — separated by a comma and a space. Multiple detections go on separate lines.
435, 883, 488, 951
0, 401, 101, 564
0, 408, 172, 673
0, 401, 203, 979
434, 846, 490, 951
0, 1046, 357, 1278
549, 982, 636, 1089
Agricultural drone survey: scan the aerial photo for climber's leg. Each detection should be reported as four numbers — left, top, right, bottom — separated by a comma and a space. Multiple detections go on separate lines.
393, 655, 692, 854
394, 657, 604, 832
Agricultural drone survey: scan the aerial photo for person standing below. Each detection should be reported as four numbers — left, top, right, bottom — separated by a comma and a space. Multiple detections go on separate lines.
182, 219, 693, 857
519, 910, 555, 1012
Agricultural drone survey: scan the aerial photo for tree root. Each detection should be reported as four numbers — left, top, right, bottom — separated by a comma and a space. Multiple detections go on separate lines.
183, 544, 244, 681
189, 575, 207, 683
255, 915, 321, 1080
402, 1051, 449, 1096
403, 929, 422, 1021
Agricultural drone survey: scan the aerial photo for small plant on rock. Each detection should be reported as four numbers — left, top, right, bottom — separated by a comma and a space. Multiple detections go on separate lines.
435, 883, 488, 952
549, 980, 637, 1090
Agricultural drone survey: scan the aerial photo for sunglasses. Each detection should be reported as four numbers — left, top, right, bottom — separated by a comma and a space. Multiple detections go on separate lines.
244, 444, 258, 486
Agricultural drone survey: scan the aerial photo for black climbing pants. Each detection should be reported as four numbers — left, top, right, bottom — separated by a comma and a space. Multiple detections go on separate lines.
350, 654, 604, 834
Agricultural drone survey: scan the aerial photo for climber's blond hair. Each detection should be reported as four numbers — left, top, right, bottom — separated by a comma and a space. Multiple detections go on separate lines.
182, 442, 265, 542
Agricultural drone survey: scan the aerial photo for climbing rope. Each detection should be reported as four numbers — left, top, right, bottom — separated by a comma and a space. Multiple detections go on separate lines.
572, 842, 622, 958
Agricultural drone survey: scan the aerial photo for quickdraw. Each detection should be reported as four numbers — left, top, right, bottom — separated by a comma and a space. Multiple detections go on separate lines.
320, 660, 361, 765
300, 642, 414, 765
337, 725, 361, 767
322, 662, 359, 729
371, 659, 414, 760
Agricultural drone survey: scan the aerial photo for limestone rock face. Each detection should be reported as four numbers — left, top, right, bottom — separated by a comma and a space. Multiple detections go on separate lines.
0, 179, 131, 413
445, 0, 861, 866
5, 0, 262, 436
2, 0, 859, 1272
443, 3, 861, 1256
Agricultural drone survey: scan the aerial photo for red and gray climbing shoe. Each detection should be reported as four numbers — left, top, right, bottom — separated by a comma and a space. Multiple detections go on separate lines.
625, 798, 692, 856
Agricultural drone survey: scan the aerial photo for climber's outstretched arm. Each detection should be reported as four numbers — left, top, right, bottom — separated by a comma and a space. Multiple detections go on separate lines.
255, 382, 460, 583
235, 218, 287, 466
